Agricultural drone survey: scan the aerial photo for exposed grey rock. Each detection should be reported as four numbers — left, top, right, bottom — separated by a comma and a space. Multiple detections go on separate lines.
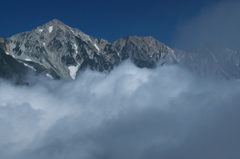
2, 19, 239, 81
174, 43, 240, 79
0, 37, 30, 84
110, 36, 177, 68
1, 19, 176, 80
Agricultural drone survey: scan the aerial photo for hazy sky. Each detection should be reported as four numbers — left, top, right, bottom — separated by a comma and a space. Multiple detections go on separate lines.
173, 0, 240, 50
1, 0, 222, 47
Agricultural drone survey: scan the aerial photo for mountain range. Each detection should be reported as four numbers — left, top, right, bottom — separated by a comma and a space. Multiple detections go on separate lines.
1, 19, 240, 83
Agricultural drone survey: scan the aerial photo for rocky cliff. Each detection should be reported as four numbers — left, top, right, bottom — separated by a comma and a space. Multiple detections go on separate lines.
0, 19, 176, 80
1, 19, 240, 82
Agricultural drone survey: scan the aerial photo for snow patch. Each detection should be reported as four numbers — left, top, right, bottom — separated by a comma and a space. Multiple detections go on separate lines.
87, 36, 92, 42
43, 42, 46, 46
74, 44, 78, 49
220, 68, 231, 78
39, 29, 44, 32
6, 52, 16, 59
209, 51, 218, 62
68, 64, 80, 80
94, 44, 100, 51
48, 26, 53, 33
74, 44, 78, 53
25, 58, 32, 61
23, 63, 36, 71
46, 73, 54, 79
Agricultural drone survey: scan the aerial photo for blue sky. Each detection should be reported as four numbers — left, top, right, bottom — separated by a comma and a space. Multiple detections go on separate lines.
1, 0, 236, 49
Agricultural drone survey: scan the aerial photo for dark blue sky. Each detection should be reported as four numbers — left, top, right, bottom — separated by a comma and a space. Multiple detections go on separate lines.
1, 0, 222, 47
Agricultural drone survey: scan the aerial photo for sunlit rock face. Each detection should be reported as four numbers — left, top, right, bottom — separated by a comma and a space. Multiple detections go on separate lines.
1, 19, 240, 82
0, 19, 175, 80
111, 36, 176, 68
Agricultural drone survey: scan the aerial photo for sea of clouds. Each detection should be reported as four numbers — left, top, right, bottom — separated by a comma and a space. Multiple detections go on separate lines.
1, 60, 240, 159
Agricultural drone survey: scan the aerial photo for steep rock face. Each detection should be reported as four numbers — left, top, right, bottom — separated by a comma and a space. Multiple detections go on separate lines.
5, 19, 107, 79
110, 36, 176, 67
0, 37, 29, 83
1, 19, 176, 80
175, 43, 240, 79
2, 19, 240, 81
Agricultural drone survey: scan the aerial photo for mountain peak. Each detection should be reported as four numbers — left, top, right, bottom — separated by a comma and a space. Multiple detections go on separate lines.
34, 19, 77, 36
37, 19, 69, 32
1, 19, 176, 80
45, 19, 66, 26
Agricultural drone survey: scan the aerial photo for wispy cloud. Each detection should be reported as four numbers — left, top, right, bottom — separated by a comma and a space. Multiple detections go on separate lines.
1, 61, 240, 158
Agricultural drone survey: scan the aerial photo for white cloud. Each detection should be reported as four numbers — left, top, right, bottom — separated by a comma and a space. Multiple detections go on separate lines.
1, 61, 240, 159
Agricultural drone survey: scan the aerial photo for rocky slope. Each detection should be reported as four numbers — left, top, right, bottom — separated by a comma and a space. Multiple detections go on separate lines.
0, 19, 176, 80
1, 19, 240, 81
175, 43, 240, 79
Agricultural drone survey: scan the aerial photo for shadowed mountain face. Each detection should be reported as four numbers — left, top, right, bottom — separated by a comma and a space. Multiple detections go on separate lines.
0, 48, 27, 80
0, 19, 175, 80
0, 19, 240, 81
175, 43, 240, 79
0, 38, 30, 84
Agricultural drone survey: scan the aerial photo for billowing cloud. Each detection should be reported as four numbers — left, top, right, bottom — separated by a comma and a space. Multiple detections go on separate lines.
173, 0, 240, 50
1, 61, 240, 159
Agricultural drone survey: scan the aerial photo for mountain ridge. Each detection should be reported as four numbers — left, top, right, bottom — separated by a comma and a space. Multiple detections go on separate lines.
175, 43, 240, 79
0, 19, 176, 80
1, 19, 240, 82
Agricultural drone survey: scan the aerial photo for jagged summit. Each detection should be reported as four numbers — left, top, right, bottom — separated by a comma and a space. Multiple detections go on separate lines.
46, 19, 65, 25
0, 19, 175, 80
37, 19, 69, 29
2, 19, 238, 82
36, 19, 79, 34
